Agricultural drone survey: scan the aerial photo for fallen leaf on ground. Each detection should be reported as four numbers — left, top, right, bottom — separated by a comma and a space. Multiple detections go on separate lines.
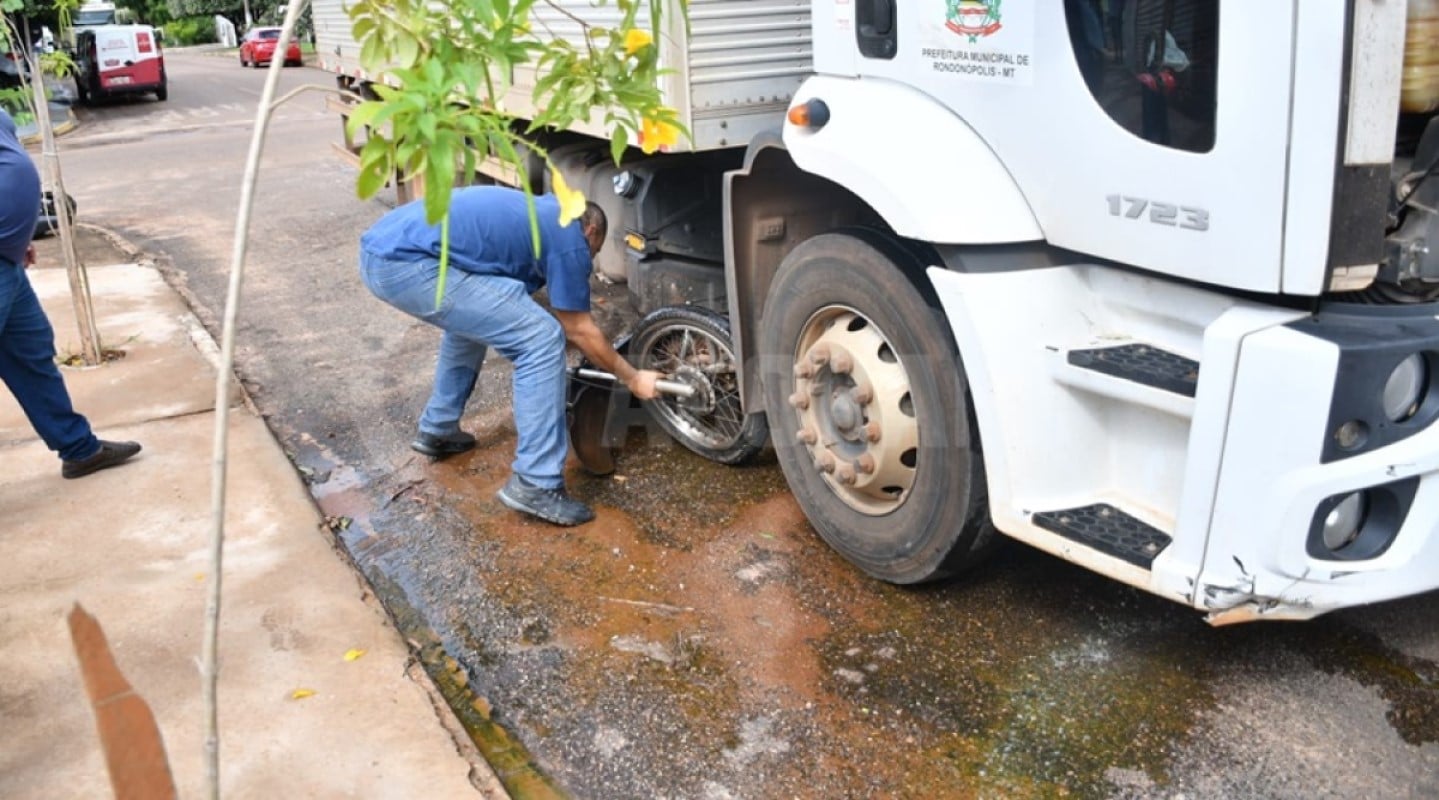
290, 688, 316, 700
343, 649, 367, 662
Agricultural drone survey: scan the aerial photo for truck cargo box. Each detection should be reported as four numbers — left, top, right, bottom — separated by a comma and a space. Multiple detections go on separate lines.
312, 0, 813, 152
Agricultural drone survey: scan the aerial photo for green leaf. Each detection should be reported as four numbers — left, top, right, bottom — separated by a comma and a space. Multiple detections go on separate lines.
351, 16, 375, 42
609, 125, 628, 164
473, 0, 495, 25
418, 112, 437, 141
394, 32, 421, 69
422, 57, 444, 88
359, 35, 385, 73
357, 162, 388, 199
345, 101, 384, 138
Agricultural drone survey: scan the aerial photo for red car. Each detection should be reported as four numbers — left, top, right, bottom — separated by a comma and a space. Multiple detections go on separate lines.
239, 27, 301, 68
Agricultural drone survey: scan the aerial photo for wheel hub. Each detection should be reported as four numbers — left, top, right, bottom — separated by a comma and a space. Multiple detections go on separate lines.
789, 309, 920, 515
669, 364, 716, 414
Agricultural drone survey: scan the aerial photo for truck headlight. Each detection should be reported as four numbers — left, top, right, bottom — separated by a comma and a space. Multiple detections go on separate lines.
1307, 478, 1418, 561
1382, 353, 1427, 422
1321, 491, 1367, 552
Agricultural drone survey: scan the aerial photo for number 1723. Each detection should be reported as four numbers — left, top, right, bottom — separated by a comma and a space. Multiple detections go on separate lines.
1106, 195, 1209, 231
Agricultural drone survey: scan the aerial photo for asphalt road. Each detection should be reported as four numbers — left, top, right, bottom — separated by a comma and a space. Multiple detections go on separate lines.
49, 49, 1439, 799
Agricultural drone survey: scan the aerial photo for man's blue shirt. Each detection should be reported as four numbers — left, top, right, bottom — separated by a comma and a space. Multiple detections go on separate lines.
360, 187, 593, 312
0, 109, 41, 267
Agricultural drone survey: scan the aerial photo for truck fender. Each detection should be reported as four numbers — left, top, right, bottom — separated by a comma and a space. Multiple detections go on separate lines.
784, 75, 1042, 245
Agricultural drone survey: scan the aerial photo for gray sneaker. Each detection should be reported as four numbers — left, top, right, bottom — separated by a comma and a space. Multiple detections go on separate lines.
497, 474, 595, 526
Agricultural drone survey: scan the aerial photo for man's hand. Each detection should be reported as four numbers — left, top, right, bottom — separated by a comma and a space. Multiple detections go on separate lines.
626, 369, 662, 401
555, 309, 663, 400
24, 243, 35, 268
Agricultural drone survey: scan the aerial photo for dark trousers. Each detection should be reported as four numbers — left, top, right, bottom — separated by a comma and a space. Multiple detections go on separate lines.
0, 262, 98, 461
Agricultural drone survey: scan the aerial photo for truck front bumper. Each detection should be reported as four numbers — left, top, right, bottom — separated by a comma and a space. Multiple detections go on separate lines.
1199, 303, 1439, 622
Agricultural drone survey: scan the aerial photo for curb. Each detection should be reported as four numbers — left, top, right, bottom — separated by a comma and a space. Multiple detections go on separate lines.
79, 222, 511, 798
19, 106, 78, 145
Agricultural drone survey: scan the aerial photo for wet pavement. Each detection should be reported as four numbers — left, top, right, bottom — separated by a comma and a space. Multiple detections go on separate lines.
50, 50, 1439, 799
287, 408, 1439, 799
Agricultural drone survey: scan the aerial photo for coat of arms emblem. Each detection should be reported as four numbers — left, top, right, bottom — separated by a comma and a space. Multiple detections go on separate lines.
946, 0, 1003, 43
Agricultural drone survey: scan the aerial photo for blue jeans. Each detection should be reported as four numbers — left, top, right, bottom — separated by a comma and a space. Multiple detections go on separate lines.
0, 263, 99, 461
359, 250, 569, 489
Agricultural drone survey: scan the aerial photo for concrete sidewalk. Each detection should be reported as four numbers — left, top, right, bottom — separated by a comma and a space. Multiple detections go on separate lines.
0, 253, 499, 797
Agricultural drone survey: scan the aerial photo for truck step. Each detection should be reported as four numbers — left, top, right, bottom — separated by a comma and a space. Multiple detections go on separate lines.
1031, 503, 1172, 568
1067, 343, 1199, 397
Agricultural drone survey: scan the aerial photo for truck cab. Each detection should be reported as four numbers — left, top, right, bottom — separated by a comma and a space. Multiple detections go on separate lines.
740, 0, 1439, 622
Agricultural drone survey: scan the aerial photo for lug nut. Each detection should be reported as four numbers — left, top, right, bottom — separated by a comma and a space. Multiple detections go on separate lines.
797, 427, 817, 445
830, 351, 853, 375
794, 362, 815, 379
855, 453, 876, 474
814, 452, 837, 473
788, 391, 810, 410
808, 345, 831, 366
836, 463, 857, 485
865, 421, 882, 443
852, 382, 873, 405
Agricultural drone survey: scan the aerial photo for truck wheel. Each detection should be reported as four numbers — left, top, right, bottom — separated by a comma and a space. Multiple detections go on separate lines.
630, 305, 769, 464
758, 232, 997, 583
155, 80, 167, 101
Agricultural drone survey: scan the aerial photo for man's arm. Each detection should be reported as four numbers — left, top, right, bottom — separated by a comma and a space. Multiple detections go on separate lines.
553, 309, 661, 400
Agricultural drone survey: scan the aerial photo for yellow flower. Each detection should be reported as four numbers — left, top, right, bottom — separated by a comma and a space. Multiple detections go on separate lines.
623, 29, 653, 56
551, 167, 587, 226
640, 115, 680, 154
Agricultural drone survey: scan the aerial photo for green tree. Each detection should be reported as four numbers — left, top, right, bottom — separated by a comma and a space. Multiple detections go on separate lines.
346, 0, 687, 300
117, 0, 172, 25
165, 0, 242, 26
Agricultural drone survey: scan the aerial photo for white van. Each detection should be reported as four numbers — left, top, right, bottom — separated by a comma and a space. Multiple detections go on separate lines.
75, 24, 166, 104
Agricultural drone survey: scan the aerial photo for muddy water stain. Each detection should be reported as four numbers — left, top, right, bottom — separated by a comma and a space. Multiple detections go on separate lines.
803, 544, 1224, 798
285, 407, 1438, 799
1271, 621, 1439, 745
574, 430, 790, 547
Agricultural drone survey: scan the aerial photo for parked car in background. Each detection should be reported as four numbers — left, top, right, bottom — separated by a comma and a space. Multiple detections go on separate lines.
74, 24, 167, 103
0, 48, 30, 90
239, 28, 301, 68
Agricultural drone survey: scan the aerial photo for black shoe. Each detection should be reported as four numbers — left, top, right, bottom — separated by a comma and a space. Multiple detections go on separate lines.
411, 430, 476, 458
497, 474, 595, 526
62, 440, 142, 479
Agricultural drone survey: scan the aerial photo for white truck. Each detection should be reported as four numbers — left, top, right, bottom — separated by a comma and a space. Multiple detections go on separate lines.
317, 0, 1439, 623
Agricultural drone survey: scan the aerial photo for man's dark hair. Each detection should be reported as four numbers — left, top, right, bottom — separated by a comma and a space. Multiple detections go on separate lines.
582, 201, 607, 240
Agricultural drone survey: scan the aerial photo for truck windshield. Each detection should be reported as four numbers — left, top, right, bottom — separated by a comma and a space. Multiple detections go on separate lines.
75, 10, 115, 25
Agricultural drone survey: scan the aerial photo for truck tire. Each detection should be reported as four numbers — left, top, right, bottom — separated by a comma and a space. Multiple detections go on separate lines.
758, 231, 997, 583
155, 78, 167, 101
630, 305, 769, 464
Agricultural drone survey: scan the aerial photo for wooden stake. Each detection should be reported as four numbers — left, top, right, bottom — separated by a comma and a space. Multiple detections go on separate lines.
30, 61, 101, 365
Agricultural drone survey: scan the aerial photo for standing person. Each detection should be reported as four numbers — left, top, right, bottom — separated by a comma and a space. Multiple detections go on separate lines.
359, 185, 661, 527
0, 108, 141, 478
